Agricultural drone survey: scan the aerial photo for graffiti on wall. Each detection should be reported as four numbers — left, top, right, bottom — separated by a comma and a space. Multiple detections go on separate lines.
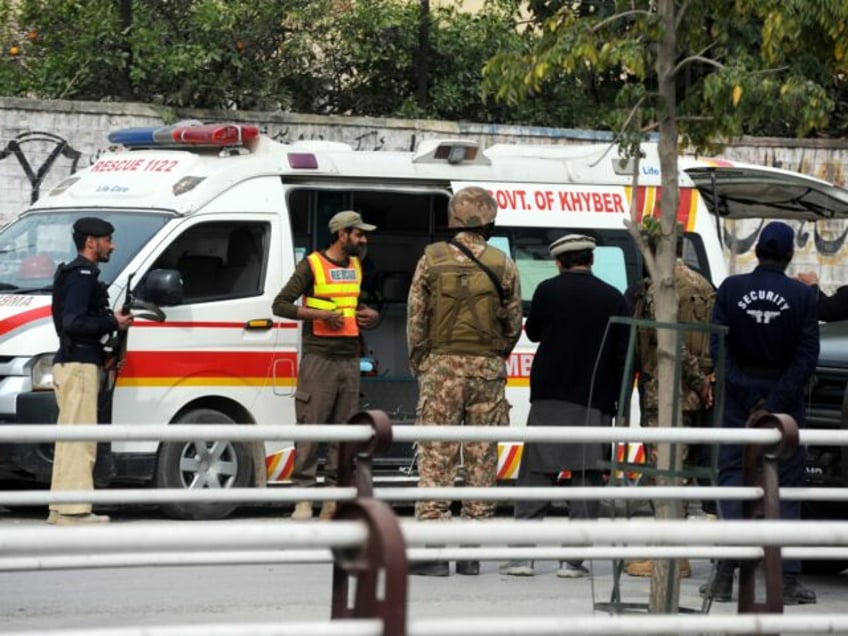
264, 125, 394, 151
724, 219, 848, 257
1, 121, 847, 289
0, 131, 81, 204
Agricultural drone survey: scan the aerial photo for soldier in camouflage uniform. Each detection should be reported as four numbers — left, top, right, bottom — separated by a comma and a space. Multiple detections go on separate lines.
407, 186, 523, 577
624, 226, 715, 578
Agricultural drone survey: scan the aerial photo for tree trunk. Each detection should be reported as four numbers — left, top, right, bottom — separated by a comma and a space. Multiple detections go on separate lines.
649, 0, 683, 616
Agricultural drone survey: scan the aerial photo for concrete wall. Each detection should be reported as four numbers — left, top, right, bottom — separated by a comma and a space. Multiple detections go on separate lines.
2, 96, 847, 289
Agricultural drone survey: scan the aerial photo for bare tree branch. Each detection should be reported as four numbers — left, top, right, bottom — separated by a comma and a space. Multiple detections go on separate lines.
674, 0, 695, 31
591, 10, 652, 33
672, 54, 724, 76
588, 94, 647, 168
751, 65, 790, 75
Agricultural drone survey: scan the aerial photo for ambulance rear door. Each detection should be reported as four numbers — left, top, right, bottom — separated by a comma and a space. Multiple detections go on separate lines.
685, 160, 848, 276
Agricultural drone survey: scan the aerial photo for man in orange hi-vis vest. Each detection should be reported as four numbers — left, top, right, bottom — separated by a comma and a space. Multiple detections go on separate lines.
272, 210, 378, 520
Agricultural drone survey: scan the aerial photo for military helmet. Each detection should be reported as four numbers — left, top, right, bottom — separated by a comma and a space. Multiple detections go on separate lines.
448, 186, 498, 228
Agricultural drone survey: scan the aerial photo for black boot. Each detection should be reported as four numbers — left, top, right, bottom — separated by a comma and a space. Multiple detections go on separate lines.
456, 560, 480, 576
409, 560, 449, 577
783, 575, 817, 605
699, 569, 733, 602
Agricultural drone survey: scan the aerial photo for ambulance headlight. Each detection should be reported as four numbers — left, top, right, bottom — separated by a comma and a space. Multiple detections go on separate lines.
29, 353, 55, 390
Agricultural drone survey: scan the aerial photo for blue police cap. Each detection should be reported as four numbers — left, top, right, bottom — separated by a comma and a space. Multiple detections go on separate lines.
756, 221, 794, 256
73, 217, 114, 238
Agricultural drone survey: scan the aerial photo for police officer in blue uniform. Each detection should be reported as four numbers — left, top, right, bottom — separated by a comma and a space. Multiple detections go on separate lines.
702, 221, 818, 604
47, 217, 133, 526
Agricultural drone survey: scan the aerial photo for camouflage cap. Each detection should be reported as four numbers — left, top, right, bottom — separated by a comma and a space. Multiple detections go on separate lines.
448, 186, 497, 228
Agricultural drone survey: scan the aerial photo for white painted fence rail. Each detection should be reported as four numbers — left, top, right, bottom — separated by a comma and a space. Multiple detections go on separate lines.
7, 484, 848, 505
0, 423, 790, 444
3, 421, 845, 445
3, 519, 848, 573
4, 419, 847, 635
7, 614, 848, 636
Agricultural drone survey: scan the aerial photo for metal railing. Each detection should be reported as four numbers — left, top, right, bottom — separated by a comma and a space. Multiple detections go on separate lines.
3, 411, 848, 634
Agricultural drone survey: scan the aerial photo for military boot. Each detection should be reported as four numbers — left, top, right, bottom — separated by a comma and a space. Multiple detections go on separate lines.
290, 501, 313, 520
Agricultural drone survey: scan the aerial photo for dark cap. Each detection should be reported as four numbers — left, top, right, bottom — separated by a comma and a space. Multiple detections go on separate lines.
756, 221, 794, 256
73, 217, 114, 238
549, 233, 596, 257
328, 210, 376, 234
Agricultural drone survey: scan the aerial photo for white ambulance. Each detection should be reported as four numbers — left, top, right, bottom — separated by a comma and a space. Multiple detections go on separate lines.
0, 122, 846, 519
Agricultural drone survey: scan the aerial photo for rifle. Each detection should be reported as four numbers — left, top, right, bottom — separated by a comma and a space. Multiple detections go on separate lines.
100, 272, 166, 413
95, 273, 167, 484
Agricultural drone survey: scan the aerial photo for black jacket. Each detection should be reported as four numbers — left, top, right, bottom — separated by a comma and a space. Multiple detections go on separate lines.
525, 269, 629, 414
52, 256, 117, 365
816, 285, 848, 323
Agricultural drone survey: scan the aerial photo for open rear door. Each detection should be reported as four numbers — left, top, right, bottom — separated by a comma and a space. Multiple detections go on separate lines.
684, 159, 848, 220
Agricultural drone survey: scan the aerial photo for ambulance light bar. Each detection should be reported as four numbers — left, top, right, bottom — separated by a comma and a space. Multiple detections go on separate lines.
108, 122, 260, 148
412, 139, 490, 165
435, 144, 478, 163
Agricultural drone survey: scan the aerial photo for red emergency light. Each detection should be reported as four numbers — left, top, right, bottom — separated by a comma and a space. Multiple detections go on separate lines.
108, 122, 260, 148
173, 124, 259, 145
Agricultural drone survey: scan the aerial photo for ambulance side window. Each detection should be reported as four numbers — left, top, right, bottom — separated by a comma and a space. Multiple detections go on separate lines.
150, 221, 269, 303
682, 232, 712, 283
495, 227, 638, 315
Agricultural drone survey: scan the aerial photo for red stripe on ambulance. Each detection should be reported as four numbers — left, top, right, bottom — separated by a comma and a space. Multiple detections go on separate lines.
133, 320, 297, 330
120, 350, 298, 379
0, 305, 51, 337
629, 186, 699, 230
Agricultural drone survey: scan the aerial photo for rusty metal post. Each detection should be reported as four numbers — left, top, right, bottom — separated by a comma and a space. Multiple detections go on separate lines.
331, 498, 408, 636
331, 410, 407, 636
336, 410, 393, 497
739, 412, 799, 616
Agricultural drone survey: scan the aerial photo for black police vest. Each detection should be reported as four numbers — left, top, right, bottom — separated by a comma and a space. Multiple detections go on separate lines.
52, 257, 112, 363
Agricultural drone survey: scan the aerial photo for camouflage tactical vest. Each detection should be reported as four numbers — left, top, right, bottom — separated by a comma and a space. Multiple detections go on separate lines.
425, 241, 507, 356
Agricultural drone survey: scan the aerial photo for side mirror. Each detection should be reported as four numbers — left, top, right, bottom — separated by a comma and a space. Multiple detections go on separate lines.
136, 269, 184, 307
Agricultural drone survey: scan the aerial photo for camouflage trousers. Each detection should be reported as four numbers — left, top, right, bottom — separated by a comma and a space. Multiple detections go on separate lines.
414, 371, 510, 521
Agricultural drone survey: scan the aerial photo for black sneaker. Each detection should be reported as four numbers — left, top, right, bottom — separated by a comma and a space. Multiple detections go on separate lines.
698, 571, 733, 602
409, 560, 450, 577
456, 560, 480, 576
783, 575, 817, 605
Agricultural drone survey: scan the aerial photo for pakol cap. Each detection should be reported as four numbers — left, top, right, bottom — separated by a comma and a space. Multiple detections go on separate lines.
756, 221, 794, 256
73, 217, 114, 238
328, 210, 376, 234
549, 233, 596, 257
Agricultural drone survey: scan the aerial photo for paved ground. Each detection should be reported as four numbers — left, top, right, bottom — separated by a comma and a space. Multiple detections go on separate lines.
1, 506, 845, 634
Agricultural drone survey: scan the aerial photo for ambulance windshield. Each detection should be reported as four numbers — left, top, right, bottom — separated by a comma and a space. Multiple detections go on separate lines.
0, 211, 170, 292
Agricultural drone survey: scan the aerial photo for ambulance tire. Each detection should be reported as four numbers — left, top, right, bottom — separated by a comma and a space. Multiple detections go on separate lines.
155, 408, 253, 520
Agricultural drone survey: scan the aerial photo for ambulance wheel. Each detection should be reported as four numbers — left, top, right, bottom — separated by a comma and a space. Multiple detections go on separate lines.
155, 408, 253, 520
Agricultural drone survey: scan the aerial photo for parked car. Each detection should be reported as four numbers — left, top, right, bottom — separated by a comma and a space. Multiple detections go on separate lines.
803, 319, 848, 573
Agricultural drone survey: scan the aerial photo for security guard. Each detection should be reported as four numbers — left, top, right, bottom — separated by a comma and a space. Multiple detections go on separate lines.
703, 221, 819, 604
407, 186, 523, 577
48, 217, 133, 525
272, 210, 379, 521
